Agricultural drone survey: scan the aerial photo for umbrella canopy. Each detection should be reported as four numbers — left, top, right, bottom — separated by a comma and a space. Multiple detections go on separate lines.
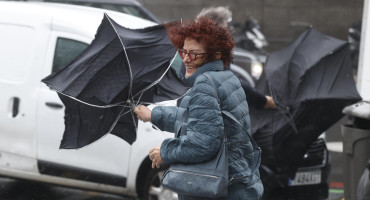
250, 27, 362, 176
42, 14, 188, 149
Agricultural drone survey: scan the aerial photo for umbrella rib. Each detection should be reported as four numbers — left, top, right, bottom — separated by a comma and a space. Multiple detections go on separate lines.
268, 82, 298, 133
132, 85, 191, 106
276, 27, 311, 98
130, 106, 138, 129
103, 15, 180, 109
118, 102, 138, 129
54, 89, 130, 108
105, 13, 136, 109
131, 53, 177, 102
108, 103, 131, 133
267, 28, 310, 133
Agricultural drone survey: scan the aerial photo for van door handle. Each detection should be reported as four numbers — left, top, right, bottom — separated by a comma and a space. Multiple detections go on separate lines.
12, 97, 20, 117
45, 102, 63, 109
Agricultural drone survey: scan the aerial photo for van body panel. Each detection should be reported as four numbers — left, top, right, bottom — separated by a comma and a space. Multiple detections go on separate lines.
0, 9, 53, 173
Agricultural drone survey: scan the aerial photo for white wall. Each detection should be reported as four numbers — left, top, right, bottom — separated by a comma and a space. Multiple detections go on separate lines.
358, 0, 370, 100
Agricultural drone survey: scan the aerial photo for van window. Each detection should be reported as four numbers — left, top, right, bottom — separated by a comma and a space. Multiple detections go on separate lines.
0, 24, 35, 83
52, 38, 88, 73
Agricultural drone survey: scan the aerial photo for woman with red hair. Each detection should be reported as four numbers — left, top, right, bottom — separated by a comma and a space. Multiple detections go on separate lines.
135, 17, 263, 199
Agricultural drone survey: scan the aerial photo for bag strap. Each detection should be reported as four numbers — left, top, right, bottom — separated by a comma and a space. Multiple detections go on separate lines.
204, 73, 258, 144
204, 72, 261, 183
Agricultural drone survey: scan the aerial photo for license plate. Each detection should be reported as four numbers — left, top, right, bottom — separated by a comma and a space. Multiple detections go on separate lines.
288, 170, 321, 186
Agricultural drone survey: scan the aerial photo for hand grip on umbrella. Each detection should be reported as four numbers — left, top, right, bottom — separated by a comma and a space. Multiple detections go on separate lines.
276, 102, 289, 111
134, 105, 152, 122
275, 103, 298, 133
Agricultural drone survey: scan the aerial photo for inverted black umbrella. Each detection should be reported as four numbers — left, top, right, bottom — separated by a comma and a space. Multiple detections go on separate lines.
250, 27, 362, 177
42, 14, 188, 149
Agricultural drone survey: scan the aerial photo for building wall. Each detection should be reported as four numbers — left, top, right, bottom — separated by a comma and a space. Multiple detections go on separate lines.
137, 0, 363, 51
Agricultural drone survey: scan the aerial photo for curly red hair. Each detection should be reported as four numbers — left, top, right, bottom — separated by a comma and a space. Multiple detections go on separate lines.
165, 17, 235, 67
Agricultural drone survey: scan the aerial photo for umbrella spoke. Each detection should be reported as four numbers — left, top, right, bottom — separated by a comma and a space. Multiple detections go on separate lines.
108, 106, 127, 133
131, 54, 177, 101
130, 108, 137, 129
56, 89, 126, 108
105, 14, 135, 105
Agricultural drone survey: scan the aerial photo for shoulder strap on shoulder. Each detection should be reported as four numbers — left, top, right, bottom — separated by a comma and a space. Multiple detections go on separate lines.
203, 72, 221, 109
203, 73, 258, 147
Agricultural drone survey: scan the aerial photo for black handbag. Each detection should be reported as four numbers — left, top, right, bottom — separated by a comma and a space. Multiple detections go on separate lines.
161, 73, 261, 198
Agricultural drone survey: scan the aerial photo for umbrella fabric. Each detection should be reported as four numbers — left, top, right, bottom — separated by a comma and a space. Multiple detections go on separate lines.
42, 14, 188, 149
58, 94, 137, 148
250, 27, 362, 177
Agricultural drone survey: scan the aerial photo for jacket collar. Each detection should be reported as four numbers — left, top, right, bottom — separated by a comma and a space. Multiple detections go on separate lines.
184, 60, 224, 86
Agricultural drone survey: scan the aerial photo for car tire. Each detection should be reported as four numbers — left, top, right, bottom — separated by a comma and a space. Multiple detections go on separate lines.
142, 166, 178, 200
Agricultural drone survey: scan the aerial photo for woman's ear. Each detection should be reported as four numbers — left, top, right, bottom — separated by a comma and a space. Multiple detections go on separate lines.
216, 52, 222, 60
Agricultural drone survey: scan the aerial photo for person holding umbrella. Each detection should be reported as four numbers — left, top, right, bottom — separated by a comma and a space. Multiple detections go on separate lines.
196, 6, 276, 109
134, 17, 263, 199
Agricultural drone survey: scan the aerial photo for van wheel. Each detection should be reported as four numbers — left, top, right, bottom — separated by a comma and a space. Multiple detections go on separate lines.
142, 167, 178, 200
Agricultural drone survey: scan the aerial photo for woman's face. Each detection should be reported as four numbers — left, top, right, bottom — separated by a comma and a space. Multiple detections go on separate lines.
181, 37, 207, 78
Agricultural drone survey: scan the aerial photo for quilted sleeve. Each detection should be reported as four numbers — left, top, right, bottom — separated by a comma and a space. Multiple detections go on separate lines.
151, 106, 179, 133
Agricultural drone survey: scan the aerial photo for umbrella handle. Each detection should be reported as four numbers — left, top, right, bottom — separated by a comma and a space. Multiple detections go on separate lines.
268, 83, 298, 133
276, 103, 289, 111
275, 103, 298, 133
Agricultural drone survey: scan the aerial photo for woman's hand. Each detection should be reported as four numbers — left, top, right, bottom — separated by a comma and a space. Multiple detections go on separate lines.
149, 145, 163, 168
134, 105, 152, 122
264, 95, 277, 109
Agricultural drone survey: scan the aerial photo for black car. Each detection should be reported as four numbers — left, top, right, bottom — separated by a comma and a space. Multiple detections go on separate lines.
257, 134, 330, 200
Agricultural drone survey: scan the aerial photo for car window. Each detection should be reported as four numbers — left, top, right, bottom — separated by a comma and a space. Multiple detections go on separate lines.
52, 38, 88, 73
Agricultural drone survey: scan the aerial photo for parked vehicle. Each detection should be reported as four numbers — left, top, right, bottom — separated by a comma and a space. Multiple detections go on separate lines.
348, 20, 362, 74
232, 17, 268, 54
233, 47, 265, 82
258, 133, 330, 200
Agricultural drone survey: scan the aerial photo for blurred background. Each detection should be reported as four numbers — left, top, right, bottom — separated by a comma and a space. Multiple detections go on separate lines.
137, 0, 363, 52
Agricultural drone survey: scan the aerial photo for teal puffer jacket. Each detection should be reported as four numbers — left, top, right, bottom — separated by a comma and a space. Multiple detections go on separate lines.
151, 60, 262, 196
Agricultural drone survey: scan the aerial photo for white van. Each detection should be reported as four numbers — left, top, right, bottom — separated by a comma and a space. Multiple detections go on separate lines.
0, 2, 177, 199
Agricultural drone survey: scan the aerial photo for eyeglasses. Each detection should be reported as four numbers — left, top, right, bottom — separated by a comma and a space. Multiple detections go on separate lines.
178, 49, 207, 61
